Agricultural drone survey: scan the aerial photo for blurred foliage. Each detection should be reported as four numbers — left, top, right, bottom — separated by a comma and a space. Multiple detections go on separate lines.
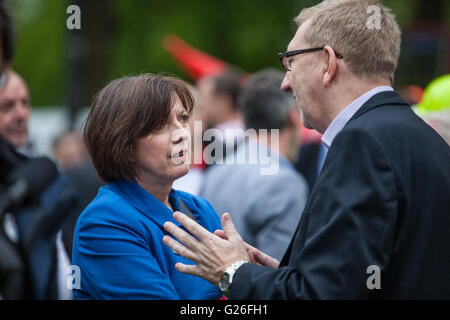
8, 0, 450, 107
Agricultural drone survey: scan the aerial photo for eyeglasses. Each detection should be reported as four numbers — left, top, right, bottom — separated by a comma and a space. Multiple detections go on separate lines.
278, 47, 343, 72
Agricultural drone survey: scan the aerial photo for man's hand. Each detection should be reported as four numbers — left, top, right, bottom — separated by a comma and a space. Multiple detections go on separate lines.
163, 211, 279, 286
163, 212, 251, 286
214, 229, 280, 269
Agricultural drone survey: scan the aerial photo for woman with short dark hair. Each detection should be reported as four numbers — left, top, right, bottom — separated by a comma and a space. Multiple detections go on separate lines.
72, 74, 222, 299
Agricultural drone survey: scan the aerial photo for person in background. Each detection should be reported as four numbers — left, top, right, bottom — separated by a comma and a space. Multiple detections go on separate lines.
72, 74, 223, 299
0, 69, 82, 300
421, 110, 450, 145
200, 69, 308, 260
196, 71, 245, 164
51, 130, 104, 258
0, 70, 31, 154
52, 131, 88, 171
416, 74, 450, 146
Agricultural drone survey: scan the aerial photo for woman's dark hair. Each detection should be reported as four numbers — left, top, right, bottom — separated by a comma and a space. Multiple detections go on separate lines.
83, 73, 194, 182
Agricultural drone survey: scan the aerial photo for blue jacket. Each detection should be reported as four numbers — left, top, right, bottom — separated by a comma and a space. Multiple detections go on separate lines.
72, 180, 222, 300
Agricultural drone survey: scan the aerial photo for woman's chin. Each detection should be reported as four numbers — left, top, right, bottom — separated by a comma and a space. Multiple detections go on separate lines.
171, 163, 191, 180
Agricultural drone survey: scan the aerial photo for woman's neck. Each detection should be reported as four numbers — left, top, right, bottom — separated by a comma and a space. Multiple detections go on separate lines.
135, 177, 174, 211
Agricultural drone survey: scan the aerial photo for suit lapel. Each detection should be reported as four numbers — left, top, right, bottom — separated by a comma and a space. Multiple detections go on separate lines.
280, 91, 409, 266
348, 91, 409, 123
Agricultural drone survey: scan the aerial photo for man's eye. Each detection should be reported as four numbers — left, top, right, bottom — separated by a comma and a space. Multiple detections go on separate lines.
0, 102, 13, 113
287, 58, 294, 66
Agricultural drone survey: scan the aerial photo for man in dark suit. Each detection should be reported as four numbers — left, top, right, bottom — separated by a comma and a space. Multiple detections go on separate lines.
162, 0, 450, 299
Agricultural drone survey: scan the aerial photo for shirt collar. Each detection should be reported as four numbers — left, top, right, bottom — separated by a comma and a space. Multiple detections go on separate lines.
321, 86, 393, 148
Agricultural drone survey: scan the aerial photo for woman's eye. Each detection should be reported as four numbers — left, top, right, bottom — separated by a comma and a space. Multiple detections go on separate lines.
179, 114, 189, 123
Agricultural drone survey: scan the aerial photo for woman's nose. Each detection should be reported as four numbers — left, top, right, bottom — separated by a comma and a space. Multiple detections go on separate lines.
171, 127, 189, 144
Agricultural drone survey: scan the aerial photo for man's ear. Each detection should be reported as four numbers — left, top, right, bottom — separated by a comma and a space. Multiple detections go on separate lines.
322, 45, 338, 87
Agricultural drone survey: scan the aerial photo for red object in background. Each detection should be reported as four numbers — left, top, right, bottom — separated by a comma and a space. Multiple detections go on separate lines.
163, 34, 321, 146
300, 124, 322, 145
163, 35, 228, 81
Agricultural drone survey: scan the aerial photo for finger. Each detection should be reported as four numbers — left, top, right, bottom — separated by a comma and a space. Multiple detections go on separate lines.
163, 221, 201, 251
175, 262, 200, 276
254, 249, 280, 269
172, 211, 212, 241
162, 235, 197, 261
221, 212, 243, 244
175, 263, 218, 286
214, 229, 227, 240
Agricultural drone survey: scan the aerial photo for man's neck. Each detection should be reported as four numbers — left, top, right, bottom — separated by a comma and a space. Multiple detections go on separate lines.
319, 80, 392, 133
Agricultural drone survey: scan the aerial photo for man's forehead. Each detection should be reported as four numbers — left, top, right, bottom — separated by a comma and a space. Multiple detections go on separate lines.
287, 20, 311, 51
0, 74, 30, 99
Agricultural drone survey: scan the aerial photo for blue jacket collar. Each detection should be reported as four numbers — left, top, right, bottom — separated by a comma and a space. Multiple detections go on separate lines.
108, 180, 183, 228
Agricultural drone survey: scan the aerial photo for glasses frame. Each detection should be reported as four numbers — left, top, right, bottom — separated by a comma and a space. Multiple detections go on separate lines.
278, 47, 343, 71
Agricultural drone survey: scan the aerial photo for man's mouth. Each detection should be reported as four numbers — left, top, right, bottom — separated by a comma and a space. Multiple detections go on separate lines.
8, 126, 27, 136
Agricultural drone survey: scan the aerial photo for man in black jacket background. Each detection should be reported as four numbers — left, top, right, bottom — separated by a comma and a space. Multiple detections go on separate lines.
163, 0, 450, 299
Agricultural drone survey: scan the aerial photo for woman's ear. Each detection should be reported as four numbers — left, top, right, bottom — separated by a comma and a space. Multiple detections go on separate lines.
322, 45, 338, 87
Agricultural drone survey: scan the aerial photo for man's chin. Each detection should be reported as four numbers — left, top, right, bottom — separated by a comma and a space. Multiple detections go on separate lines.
300, 113, 314, 130
301, 119, 314, 130
8, 135, 28, 149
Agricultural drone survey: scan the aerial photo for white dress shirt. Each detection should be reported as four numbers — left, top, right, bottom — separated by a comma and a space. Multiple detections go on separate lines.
321, 86, 394, 148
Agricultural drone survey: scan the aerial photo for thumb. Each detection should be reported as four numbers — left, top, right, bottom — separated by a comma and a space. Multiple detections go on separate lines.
214, 229, 228, 240
221, 212, 242, 243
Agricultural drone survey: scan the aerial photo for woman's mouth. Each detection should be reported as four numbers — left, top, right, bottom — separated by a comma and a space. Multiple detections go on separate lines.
170, 149, 188, 163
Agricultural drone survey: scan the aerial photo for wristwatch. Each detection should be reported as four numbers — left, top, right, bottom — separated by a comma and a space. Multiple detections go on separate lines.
219, 260, 248, 297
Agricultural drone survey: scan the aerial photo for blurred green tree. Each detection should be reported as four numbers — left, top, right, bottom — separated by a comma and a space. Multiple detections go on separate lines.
9, 0, 450, 112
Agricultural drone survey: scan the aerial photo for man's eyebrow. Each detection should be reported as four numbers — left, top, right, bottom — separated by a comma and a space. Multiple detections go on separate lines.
0, 98, 14, 105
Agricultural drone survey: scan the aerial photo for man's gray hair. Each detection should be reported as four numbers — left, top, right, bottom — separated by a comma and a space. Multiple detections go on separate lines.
295, 0, 401, 84
237, 68, 295, 131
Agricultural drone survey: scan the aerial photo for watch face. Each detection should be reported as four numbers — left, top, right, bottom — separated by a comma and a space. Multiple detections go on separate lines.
219, 272, 231, 291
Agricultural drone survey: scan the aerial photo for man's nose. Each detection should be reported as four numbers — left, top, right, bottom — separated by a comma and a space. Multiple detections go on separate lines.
13, 102, 30, 120
280, 73, 292, 92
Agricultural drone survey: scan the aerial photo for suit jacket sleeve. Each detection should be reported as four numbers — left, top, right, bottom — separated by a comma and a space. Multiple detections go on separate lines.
229, 128, 398, 299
